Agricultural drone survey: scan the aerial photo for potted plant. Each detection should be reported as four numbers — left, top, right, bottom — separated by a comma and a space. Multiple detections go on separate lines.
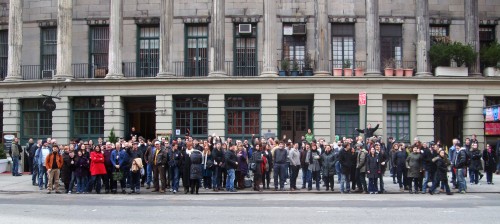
354, 61, 365, 77
395, 60, 404, 77
430, 38, 476, 77
290, 60, 300, 76
480, 42, 500, 77
404, 65, 414, 77
383, 58, 395, 76
343, 60, 353, 76
333, 60, 343, 76
303, 52, 314, 76
0, 144, 9, 173
279, 59, 290, 77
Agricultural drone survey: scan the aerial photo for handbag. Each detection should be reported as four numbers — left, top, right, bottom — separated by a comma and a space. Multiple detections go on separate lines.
206, 159, 214, 169
112, 171, 123, 181
249, 162, 256, 171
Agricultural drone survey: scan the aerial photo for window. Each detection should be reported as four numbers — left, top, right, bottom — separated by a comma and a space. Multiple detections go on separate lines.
387, 100, 410, 144
185, 25, 208, 77
89, 26, 109, 78
335, 100, 359, 139
21, 99, 53, 144
332, 24, 355, 69
430, 25, 449, 45
226, 96, 260, 140
41, 27, 57, 71
174, 96, 208, 138
479, 26, 495, 48
234, 24, 258, 76
72, 97, 104, 141
138, 26, 160, 77
283, 24, 306, 70
0, 30, 7, 80
380, 24, 402, 68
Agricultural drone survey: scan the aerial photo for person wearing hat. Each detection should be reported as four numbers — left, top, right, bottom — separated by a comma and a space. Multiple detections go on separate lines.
35, 140, 51, 190
128, 141, 144, 194
45, 144, 63, 194
152, 141, 168, 193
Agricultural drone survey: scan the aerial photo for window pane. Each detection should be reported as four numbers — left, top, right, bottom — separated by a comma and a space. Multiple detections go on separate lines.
387, 100, 410, 144
335, 100, 359, 139
226, 96, 261, 139
173, 96, 209, 138
41, 28, 57, 71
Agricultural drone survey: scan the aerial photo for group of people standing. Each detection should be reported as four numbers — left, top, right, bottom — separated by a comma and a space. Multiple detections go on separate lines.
21, 128, 497, 196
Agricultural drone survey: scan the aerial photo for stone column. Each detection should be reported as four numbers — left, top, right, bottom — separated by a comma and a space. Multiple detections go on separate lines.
463, 94, 485, 149
155, 95, 173, 135
416, 94, 434, 143
261, 94, 278, 135
208, 94, 226, 139
365, 0, 381, 76
465, 0, 480, 76
4, 0, 23, 81
415, 0, 432, 76
208, 0, 227, 77
260, 0, 278, 76
104, 95, 125, 139
54, 0, 73, 79
314, 94, 331, 142
51, 96, 70, 144
314, 0, 330, 76
157, 0, 174, 77
106, 0, 124, 78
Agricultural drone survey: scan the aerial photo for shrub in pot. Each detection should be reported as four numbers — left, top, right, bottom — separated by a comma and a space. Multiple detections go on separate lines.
383, 58, 395, 76
303, 52, 314, 76
343, 60, 353, 76
290, 60, 300, 76
279, 59, 290, 76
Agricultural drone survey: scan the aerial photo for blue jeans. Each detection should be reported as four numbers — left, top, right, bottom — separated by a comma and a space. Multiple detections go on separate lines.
226, 169, 235, 191
368, 178, 378, 193
470, 169, 479, 184
146, 163, 153, 185
68, 172, 76, 192
212, 166, 220, 189
273, 163, 287, 189
32, 162, 39, 184
457, 168, 467, 192
77, 176, 88, 193
340, 173, 351, 192
309, 171, 320, 190
170, 166, 180, 191
12, 156, 19, 176
38, 165, 48, 189
335, 162, 342, 182
301, 167, 310, 188
90, 175, 103, 193
422, 170, 434, 192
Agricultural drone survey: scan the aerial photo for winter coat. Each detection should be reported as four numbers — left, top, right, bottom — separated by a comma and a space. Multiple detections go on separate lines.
263, 150, 273, 172
167, 149, 181, 168
154, 147, 169, 166
366, 154, 380, 179
469, 149, 483, 171
433, 156, 450, 181
131, 158, 144, 173
45, 152, 63, 170
202, 152, 213, 177
356, 149, 368, 173
454, 149, 468, 169
190, 150, 203, 180
377, 150, 388, 172
61, 153, 76, 181
75, 156, 90, 177
422, 148, 438, 172
321, 151, 336, 176
252, 151, 264, 176
224, 150, 238, 170
300, 149, 308, 168
338, 149, 352, 175
237, 149, 249, 175
392, 150, 407, 168
288, 148, 301, 166
90, 151, 107, 176
406, 153, 422, 178
306, 150, 322, 172
483, 150, 497, 173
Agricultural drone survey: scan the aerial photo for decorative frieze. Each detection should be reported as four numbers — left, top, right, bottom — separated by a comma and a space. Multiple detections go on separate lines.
479, 19, 498, 25
379, 17, 404, 24
134, 17, 160, 25
230, 17, 260, 23
328, 16, 357, 23
38, 20, 57, 27
429, 18, 451, 25
86, 19, 109, 25
182, 17, 211, 24
279, 16, 309, 23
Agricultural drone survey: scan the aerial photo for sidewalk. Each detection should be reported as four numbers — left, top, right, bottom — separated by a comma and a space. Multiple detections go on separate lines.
1, 172, 499, 194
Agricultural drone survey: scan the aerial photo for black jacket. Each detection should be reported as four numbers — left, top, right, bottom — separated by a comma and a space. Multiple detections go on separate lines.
355, 124, 379, 139
338, 149, 354, 175
422, 148, 437, 172
366, 154, 380, 179
454, 150, 468, 169
224, 150, 238, 170
469, 149, 483, 171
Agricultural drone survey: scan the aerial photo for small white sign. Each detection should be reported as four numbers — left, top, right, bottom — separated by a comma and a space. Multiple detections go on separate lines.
176, 129, 181, 135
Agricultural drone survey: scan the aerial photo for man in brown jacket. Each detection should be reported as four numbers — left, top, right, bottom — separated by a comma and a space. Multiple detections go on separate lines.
45, 145, 63, 194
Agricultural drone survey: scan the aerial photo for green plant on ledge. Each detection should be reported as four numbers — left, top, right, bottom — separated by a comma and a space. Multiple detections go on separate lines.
343, 59, 352, 69
480, 42, 500, 69
108, 127, 118, 144
430, 38, 477, 68
0, 144, 7, 159
292, 60, 300, 71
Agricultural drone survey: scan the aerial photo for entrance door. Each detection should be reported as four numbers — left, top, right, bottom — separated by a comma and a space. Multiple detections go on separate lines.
434, 100, 464, 148
280, 106, 309, 143
124, 97, 156, 141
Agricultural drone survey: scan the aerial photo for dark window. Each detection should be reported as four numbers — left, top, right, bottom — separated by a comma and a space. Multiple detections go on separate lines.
387, 100, 410, 144
185, 25, 208, 77
283, 24, 306, 69
0, 30, 7, 80
335, 100, 359, 139
332, 24, 355, 68
174, 96, 208, 138
89, 26, 109, 78
430, 25, 449, 45
41, 27, 57, 71
234, 24, 258, 76
72, 97, 104, 141
138, 26, 160, 77
226, 96, 261, 140
21, 99, 53, 144
479, 26, 495, 48
380, 24, 403, 68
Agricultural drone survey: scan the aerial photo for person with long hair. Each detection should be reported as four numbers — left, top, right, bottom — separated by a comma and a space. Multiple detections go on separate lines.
252, 144, 264, 192
202, 145, 213, 189
236, 145, 249, 189
262, 144, 273, 189
406, 145, 423, 194
89, 145, 107, 194
483, 144, 497, 185
393, 143, 408, 192
366, 147, 380, 194
306, 143, 321, 191
429, 150, 453, 195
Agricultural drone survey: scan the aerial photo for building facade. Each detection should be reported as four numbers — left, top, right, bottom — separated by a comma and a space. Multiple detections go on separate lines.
0, 0, 500, 148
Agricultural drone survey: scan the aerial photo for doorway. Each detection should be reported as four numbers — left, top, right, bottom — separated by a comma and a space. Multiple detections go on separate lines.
279, 103, 312, 143
434, 100, 464, 148
124, 97, 156, 141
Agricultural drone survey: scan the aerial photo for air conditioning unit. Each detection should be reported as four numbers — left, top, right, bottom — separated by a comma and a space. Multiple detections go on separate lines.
238, 24, 252, 34
292, 24, 307, 35
42, 70, 54, 79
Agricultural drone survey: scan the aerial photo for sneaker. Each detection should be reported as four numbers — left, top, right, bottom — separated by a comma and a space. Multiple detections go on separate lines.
47, 191, 51, 194
460, 191, 466, 194
68, 191, 72, 194
146, 184, 151, 189
173, 190, 177, 194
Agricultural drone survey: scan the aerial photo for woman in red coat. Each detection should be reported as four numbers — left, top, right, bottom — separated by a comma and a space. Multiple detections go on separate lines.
89, 145, 107, 194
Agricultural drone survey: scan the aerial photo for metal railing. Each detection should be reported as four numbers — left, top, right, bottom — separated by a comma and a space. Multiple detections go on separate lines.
172, 60, 209, 77
21, 65, 42, 80
227, 61, 262, 77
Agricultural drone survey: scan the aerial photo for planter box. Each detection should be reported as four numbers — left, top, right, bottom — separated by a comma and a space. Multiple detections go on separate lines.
333, 68, 343, 76
290, 71, 299, 76
343, 68, 353, 77
484, 67, 500, 77
279, 71, 287, 77
303, 70, 313, 76
0, 159, 8, 173
435, 66, 468, 77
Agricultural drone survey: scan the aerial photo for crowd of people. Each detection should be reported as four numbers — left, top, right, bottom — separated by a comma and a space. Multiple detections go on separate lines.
14, 127, 498, 196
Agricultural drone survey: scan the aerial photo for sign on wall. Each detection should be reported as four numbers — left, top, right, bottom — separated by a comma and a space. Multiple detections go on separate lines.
484, 106, 499, 122
359, 92, 367, 106
485, 122, 500, 136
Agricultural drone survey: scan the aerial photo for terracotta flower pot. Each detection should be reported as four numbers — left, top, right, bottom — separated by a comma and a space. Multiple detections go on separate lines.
333, 68, 343, 76
343, 68, 353, 77
354, 68, 364, 77
384, 68, 394, 77
395, 68, 404, 77
404, 69, 414, 77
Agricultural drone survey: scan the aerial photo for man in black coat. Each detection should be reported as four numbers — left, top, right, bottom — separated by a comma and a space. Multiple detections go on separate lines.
422, 143, 438, 194
355, 123, 380, 148
338, 144, 353, 193
224, 145, 238, 192
375, 143, 388, 193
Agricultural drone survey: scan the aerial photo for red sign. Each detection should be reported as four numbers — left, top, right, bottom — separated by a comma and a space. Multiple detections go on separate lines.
485, 122, 500, 136
359, 92, 367, 106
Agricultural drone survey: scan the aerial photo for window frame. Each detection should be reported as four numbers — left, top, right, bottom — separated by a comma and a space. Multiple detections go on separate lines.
20, 99, 53, 145
429, 25, 449, 45
386, 100, 411, 144
173, 95, 209, 139
184, 24, 209, 77
40, 27, 57, 73
334, 100, 360, 139
70, 97, 105, 142
331, 23, 355, 69
225, 95, 261, 140
88, 25, 109, 78
136, 25, 160, 78
282, 23, 307, 70
233, 23, 258, 76
380, 24, 403, 69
